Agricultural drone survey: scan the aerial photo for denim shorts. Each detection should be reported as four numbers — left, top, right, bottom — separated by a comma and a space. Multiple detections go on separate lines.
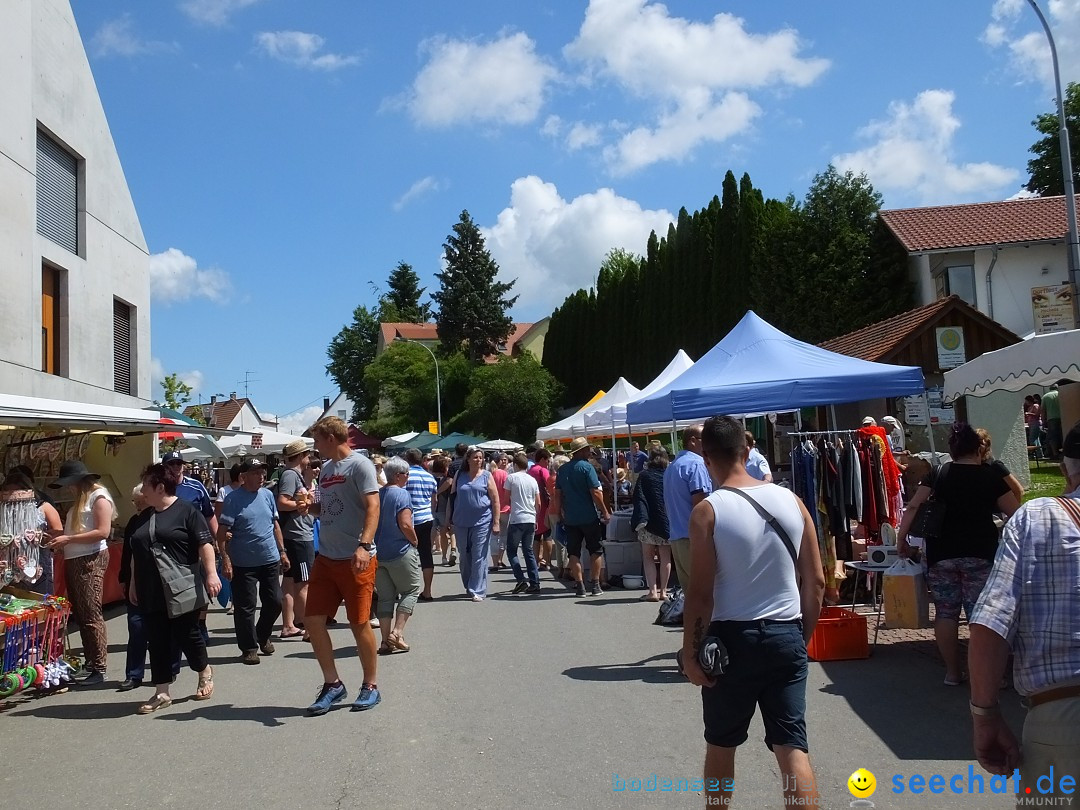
700, 619, 809, 752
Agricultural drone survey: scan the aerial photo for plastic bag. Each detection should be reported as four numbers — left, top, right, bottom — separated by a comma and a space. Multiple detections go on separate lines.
883, 558, 930, 628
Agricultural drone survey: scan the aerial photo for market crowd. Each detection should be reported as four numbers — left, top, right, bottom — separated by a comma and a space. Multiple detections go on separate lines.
8, 406, 1080, 807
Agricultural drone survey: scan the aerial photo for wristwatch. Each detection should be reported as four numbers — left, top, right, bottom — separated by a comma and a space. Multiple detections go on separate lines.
358, 542, 373, 551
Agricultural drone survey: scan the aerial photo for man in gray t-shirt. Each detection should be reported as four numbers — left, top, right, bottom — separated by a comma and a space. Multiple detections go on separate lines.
277, 440, 316, 638
305, 416, 382, 716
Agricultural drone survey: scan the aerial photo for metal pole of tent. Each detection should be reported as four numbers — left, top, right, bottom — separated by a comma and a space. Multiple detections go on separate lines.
921, 392, 937, 454
828, 404, 838, 432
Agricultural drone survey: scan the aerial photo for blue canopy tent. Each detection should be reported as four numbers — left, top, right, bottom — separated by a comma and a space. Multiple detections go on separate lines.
625, 312, 927, 425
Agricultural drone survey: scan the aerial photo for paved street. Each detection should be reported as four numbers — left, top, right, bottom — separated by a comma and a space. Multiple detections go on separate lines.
2, 565, 1020, 810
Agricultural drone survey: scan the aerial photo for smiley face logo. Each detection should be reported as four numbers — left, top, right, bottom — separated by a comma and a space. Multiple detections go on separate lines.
848, 768, 876, 798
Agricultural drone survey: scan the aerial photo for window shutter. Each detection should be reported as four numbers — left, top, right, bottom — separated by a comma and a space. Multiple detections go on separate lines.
113, 299, 133, 396
36, 131, 79, 254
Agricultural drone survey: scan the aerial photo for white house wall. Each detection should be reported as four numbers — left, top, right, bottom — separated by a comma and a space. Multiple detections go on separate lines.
910, 243, 1069, 338
0, 0, 150, 407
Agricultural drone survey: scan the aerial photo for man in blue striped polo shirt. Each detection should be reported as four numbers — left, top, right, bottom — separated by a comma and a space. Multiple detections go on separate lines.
404, 449, 438, 601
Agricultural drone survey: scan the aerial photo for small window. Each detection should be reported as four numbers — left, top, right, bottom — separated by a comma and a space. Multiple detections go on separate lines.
36, 130, 79, 254
113, 299, 134, 396
41, 265, 63, 375
497, 342, 508, 353
337, 410, 347, 419
943, 265, 976, 307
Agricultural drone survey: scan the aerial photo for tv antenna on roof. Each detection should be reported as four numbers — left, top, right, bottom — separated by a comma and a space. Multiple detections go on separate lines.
238, 371, 259, 399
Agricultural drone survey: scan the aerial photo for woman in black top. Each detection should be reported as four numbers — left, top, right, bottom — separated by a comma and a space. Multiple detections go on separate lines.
897, 423, 1019, 686
125, 464, 221, 713
632, 449, 671, 602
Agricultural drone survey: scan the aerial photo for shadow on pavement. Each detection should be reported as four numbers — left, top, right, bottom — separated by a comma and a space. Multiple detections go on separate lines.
156, 702, 308, 727
9, 699, 139, 720
817, 640, 1022, 761
563, 652, 683, 684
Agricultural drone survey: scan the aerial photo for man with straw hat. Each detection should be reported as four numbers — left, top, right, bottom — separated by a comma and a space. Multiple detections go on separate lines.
552, 437, 611, 598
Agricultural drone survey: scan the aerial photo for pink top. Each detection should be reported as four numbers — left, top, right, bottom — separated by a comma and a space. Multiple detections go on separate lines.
492, 468, 511, 514
527, 464, 551, 530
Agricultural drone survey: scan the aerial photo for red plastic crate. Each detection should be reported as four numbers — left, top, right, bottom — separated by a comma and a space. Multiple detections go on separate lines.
806, 606, 869, 661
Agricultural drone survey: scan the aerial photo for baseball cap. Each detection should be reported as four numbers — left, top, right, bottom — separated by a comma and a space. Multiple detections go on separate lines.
162, 451, 185, 464
861, 416, 877, 427
238, 459, 267, 473
1064, 422, 1080, 459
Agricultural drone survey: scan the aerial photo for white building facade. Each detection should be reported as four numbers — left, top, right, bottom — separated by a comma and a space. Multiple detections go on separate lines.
0, 0, 151, 407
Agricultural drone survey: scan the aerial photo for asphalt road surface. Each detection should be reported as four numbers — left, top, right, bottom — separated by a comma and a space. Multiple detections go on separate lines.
2, 565, 1022, 809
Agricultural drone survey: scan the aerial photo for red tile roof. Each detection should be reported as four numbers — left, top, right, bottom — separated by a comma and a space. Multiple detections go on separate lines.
818, 295, 1019, 362
379, 322, 534, 362
182, 397, 276, 429
880, 194, 1079, 252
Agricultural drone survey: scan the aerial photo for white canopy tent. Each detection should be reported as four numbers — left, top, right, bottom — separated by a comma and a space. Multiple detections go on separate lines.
944, 328, 1080, 401
382, 431, 420, 448
538, 378, 640, 442
180, 429, 313, 460
580, 350, 695, 436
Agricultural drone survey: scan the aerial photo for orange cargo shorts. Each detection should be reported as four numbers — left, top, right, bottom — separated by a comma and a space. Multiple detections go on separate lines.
306, 554, 378, 625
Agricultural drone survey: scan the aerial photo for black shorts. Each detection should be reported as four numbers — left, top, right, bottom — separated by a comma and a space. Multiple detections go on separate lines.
565, 522, 603, 558
700, 619, 809, 752
415, 521, 434, 570
282, 539, 315, 583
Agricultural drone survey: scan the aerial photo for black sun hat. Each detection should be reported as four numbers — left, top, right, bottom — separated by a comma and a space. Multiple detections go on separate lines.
49, 460, 101, 488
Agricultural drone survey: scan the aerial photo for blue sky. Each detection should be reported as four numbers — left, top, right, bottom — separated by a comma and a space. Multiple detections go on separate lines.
70, 0, 1080, 431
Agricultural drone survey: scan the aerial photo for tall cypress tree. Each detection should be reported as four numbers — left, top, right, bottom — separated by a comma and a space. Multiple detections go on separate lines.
433, 210, 518, 362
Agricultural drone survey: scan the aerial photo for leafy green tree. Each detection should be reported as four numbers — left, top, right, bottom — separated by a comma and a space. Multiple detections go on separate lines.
433, 210, 518, 362
187, 405, 208, 426
1026, 81, 1080, 196
362, 343, 472, 437
380, 261, 432, 323
326, 304, 381, 422
159, 373, 193, 411
451, 354, 561, 443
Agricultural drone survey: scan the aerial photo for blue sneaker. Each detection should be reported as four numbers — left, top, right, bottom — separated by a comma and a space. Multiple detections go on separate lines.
352, 683, 381, 711
307, 681, 347, 716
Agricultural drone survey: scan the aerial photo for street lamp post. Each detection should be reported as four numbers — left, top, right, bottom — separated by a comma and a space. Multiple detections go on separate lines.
395, 337, 442, 435
1027, 0, 1080, 325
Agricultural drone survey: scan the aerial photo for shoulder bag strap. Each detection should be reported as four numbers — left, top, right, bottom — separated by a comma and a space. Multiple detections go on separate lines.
1055, 496, 1080, 531
719, 486, 798, 570
149, 511, 157, 548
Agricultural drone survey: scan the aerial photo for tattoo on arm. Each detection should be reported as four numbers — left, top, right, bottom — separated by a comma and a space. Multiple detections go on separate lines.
692, 617, 706, 651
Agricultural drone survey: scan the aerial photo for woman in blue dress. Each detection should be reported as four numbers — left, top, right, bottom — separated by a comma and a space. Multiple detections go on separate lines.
448, 448, 501, 601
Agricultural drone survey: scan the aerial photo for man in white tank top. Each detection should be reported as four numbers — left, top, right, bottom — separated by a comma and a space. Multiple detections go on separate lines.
682, 416, 825, 809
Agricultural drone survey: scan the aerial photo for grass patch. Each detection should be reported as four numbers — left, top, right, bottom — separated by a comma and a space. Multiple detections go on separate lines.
1026, 462, 1066, 502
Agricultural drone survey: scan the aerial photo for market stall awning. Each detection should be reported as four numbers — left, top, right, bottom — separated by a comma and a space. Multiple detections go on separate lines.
583, 351, 694, 435
0, 393, 235, 437
626, 311, 926, 424
943, 328, 1080, 401
383, 431, 420, 448
179, 429, 312, 460
475, 439, 524, 451
568, 378, 642, 437
535, 390, 606, 441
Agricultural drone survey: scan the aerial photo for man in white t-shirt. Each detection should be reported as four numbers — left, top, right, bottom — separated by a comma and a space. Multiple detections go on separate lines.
743, 431, 773, 482
504, 452, 542, 594
683, 416, 824, 809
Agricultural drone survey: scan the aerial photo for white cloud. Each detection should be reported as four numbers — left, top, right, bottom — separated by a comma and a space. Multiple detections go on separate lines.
149, 248, 232, 304
481, 175, 673, 316
271, 405, 325, 435
983, 0, 1080, 85
564, 0, 829, 173
255, 31, 360, 71
566, 122, 604, 151
180, 0, 264, 27
149, 358, 203, 400
541, 115, 563, 138
406, 32, 559, 127
833, 89, 1020, 204
393, 176, 444, 211
91, 15, 176, 58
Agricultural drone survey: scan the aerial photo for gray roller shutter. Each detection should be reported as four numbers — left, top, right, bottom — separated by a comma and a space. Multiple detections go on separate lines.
36, 130, 78, 253
113, 299, 133, 396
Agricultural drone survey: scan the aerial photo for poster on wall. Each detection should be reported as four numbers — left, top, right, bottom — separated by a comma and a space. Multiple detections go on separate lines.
926, 386, 955, 425
903, 395, 929, 426
1031, 284, 1077, 335
935, 327, 966, 369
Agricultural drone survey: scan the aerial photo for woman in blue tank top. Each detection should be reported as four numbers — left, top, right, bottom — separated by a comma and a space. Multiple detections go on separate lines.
449, 448, 501, 601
